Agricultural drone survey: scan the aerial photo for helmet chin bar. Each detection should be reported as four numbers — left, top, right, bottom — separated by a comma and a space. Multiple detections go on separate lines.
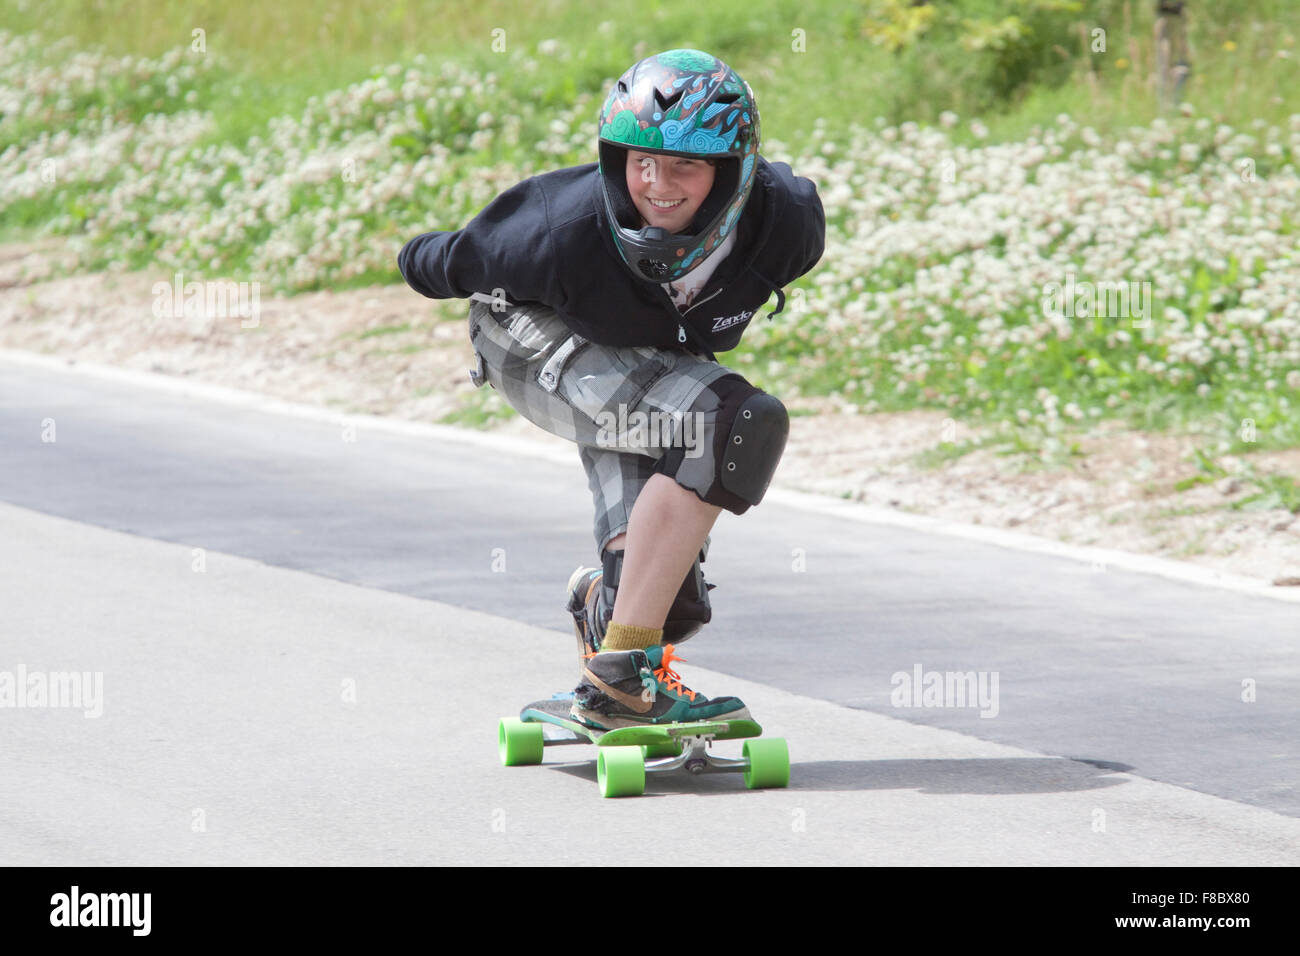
639, 258, 671, 280
634, 227, 672, 280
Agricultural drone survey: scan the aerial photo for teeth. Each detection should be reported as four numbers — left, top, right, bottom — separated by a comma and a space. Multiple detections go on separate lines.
649, 198, 683, 208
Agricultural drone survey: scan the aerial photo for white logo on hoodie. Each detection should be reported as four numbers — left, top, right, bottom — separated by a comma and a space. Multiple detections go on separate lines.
711, 309, 754, 332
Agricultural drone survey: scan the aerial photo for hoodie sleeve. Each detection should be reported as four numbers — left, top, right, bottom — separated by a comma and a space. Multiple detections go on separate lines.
778, 163, 826, 285
397, 175, 560, 304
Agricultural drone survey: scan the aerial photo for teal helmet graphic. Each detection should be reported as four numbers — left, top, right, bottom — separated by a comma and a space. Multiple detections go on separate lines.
597, 49, 761, 284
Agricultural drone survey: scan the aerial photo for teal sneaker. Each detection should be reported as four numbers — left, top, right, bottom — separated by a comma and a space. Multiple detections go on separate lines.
570, 643, 750, 730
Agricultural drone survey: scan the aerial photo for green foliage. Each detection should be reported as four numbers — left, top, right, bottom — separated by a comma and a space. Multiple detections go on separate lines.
1232, 473, 1300, 514
857, 0, 1087, 120
861, 0, 940, 52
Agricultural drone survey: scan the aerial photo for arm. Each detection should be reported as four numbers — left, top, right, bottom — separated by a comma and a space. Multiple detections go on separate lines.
397, 176, 558, 303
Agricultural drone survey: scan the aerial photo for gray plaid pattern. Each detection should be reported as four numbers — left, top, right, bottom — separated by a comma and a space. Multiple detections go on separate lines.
467, 299, 739, 554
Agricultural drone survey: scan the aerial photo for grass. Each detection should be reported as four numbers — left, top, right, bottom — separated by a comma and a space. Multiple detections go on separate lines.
1174, 529, 1210, 557
438, 387, 517, 428
911, 433, 1002, 469
354, 324, 412, 339
2, 0, 1297, 469
1231, 473, 1300, 513
5, 0, 1299, 152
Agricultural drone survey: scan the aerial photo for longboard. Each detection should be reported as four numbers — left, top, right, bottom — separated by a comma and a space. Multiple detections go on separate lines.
498, 693, 789, 797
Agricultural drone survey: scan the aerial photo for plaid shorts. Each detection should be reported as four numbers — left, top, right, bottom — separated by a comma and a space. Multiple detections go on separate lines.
466, 298, 741, 556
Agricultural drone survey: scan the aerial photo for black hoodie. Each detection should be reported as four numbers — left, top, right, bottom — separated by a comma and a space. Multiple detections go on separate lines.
397, 155, 825, 361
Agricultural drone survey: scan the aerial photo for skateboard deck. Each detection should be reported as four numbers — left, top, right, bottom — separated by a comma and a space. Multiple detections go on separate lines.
498, 693, 789, 797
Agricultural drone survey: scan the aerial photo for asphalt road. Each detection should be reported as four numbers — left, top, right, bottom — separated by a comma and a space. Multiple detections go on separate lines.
2, 354, 1297, 864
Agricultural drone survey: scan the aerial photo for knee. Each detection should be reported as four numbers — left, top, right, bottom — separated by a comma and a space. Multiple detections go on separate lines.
652, 374, 789, 515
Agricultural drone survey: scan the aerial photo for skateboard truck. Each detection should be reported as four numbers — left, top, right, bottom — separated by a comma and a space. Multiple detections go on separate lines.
657, 733, 746, 776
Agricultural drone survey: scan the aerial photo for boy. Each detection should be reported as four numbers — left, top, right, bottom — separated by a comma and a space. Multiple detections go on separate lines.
398, 48, 825, 730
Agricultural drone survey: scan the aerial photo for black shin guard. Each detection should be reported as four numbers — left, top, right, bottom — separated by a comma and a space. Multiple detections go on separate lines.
663, 552, 715, 644
598, 544, 715, 646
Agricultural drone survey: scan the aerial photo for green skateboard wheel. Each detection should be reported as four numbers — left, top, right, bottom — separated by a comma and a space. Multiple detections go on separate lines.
641, 740, 684, 760
742, 737, 790, 789
498, 717, 545, 766
597, 747, 645, 797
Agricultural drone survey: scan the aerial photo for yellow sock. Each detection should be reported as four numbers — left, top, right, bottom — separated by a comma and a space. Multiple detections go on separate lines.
600, 621, 663, 652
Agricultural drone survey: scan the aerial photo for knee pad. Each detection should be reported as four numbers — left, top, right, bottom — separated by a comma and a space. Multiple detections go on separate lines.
653, 374, 790, 515
598, 545, 714, 645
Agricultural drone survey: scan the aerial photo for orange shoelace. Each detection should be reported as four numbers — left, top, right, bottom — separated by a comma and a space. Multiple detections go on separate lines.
654, 644, 697, 701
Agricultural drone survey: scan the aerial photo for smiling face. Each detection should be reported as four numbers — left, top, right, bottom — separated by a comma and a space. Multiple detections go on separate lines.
625, 150, 716, 234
